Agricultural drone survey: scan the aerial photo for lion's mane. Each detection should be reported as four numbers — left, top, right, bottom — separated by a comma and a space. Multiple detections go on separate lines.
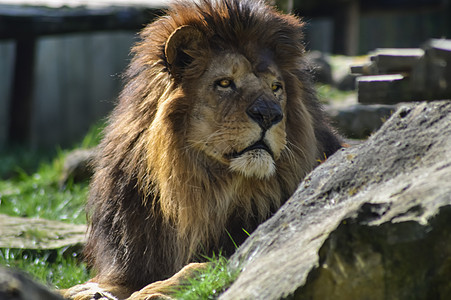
84, 0, 341, 291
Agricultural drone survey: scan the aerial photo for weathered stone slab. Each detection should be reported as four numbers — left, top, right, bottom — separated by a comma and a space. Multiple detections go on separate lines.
221, 101, 451, 300
0, 214, 86, 250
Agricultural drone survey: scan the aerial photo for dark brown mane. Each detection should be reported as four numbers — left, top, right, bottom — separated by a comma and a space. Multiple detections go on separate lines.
82, 0, 342, 293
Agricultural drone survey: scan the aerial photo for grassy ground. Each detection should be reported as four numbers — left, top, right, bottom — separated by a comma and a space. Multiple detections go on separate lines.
173, 256, 240, 300
0, 248, 91, 290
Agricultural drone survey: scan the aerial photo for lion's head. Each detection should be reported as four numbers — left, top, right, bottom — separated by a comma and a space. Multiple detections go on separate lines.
174, 35, 288, 179
84, 0, 342, 290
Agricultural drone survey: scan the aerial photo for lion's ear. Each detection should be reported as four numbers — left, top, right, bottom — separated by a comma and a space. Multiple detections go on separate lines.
165, 25, 204, 78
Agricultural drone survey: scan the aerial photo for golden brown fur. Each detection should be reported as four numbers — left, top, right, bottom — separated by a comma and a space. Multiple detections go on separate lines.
65, 0, 341, 299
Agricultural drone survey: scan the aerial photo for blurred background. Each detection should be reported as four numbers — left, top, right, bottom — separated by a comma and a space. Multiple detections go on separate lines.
0, 0, 450, 291
0, 0, 450, 149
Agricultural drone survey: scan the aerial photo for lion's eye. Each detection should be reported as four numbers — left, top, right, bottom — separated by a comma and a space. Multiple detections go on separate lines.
216, 79, 233, 89
271, 82, 283, 92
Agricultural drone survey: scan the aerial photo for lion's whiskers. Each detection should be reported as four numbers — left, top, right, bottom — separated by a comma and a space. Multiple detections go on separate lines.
285, 140, 308, 162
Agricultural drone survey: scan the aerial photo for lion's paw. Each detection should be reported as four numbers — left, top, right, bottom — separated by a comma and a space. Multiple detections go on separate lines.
127, 292, 172, 300
62, 282, 118, 300
136, 293, 172, 300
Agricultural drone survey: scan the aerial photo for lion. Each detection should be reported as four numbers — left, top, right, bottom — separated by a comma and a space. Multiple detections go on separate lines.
64, 0, 342, 299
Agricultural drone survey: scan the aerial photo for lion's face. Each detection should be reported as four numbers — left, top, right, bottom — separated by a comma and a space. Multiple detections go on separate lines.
186, 52, 287, 179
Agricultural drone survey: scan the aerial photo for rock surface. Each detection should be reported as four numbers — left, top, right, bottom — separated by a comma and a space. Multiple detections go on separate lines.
59, 148, 96, 187
305, 51, 333, 85
0, 267, 64, 300
221, 101, 451, 300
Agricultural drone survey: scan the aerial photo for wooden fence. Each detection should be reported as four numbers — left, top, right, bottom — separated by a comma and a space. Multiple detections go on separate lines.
0, 32, 135, 148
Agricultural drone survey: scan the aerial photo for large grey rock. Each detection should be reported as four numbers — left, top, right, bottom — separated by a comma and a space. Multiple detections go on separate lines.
0, 267, 64, 300
305, 51, 333, 85
221, 101, 451, 300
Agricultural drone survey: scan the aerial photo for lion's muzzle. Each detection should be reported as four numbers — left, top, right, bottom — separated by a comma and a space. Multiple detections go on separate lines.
225, 96, 285, 179
246, 96, 283, 131
226, 139, 274, 160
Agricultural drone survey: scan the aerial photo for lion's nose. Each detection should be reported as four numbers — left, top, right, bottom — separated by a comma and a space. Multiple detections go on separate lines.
246, 97, 283, 130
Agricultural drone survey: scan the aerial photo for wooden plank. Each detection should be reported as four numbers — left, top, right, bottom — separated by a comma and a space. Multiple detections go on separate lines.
350, 62, 377, 75
370, 48, 424, 74
357, 74, 412, 104
0, 214, 86, 250
354, 39, 451, 103
427, 39, 451, 53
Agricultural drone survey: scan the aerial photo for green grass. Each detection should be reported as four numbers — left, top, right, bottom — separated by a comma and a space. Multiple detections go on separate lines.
0, 248, 91, 289
173, 256, 240, 300
316, 83, 355, 105
0, 159, 88, 224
